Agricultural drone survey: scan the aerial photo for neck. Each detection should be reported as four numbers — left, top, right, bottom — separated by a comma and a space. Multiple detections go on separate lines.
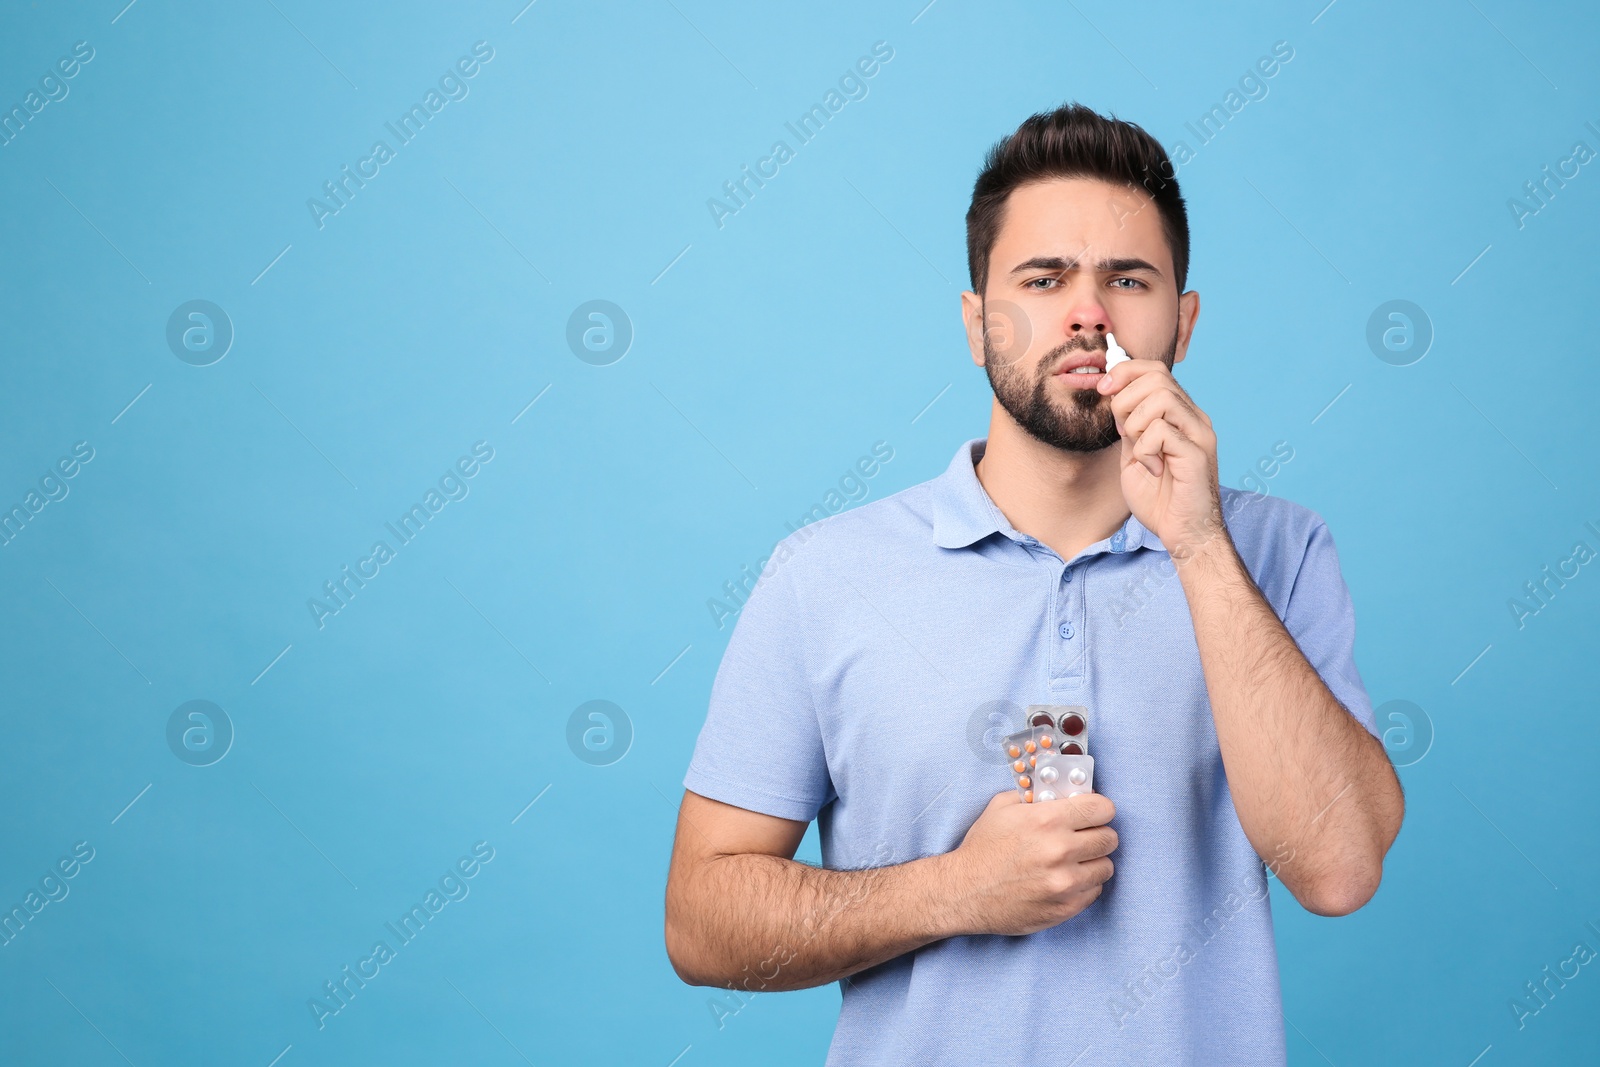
974, 397, 1130, 561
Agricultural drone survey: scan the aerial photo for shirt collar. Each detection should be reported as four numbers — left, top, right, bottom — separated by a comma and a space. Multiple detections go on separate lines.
930, 437, 1165, 555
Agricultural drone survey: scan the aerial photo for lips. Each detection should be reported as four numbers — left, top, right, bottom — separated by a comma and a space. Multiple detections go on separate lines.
1052, 348, 1108, 384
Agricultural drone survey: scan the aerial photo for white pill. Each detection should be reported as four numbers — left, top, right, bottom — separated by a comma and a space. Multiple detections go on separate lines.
1068, 767, 1087, 785
1038, 765, 1059, 784
1036, 789, 1058, 802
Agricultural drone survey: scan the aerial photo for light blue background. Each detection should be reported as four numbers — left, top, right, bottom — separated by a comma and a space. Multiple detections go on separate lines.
1, 1, 1596, 1064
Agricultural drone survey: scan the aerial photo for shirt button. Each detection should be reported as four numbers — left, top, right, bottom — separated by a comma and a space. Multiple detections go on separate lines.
1059, 622, 1075, 640
1063, 568, 1074, 583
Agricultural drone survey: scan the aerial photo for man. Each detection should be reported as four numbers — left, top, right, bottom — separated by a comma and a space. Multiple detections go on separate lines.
664, 102, 1404, 1066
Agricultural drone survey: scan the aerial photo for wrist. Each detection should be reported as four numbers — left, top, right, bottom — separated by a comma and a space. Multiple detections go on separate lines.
914, 850, 971, 940
1171, 521, 1242, 590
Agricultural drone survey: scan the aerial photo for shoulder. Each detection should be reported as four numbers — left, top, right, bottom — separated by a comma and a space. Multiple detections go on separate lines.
1218, 488, 1341, 607
762, 480, 938, 584
1219, 486, 1328, 554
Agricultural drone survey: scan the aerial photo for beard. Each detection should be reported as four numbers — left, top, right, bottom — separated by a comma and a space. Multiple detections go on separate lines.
982, 313, 1179, 454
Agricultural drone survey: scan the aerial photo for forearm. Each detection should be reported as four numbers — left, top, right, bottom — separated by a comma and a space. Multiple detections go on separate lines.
1177, 537, 1404, 913
666, 850, 958, 992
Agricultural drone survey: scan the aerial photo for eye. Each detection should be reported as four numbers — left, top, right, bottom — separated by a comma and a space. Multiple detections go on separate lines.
1110, 277, 1146, 290
1025, 276, 1059, 290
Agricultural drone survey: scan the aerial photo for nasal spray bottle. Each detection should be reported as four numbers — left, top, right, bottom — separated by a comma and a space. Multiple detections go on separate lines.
1104, 332, 1130, 373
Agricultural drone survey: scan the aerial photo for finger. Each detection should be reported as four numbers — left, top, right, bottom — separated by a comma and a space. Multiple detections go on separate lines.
1130, 417, 1183, 477
1126, 417, 1207, 480
1126, 415, 1190, 479
1096, 355, 1174, 396
1106, 365, 1188, 423
1071, 824, 1119, 861
1120, 414, 1160, 479
1054, 793, 1116, 831
1102, 362, 1211, 428
1083, 856, 1115, 886
1122, 389, 1214, 450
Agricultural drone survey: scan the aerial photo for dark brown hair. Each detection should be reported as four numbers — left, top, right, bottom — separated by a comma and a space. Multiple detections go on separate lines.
966, 103, 1189, 296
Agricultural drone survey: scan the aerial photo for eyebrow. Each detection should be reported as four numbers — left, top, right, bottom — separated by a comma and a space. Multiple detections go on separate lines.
1007, 255, 1164, 278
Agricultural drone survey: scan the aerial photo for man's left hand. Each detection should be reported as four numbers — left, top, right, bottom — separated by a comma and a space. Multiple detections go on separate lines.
1097, 359, 1225, 558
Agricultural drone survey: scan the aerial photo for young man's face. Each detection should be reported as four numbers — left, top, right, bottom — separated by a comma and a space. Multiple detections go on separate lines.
962, 177, 1200, 453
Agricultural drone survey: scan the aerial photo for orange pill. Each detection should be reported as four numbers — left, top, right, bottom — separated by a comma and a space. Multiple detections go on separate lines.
1040, 735, 1054, 749
1017, 775, 1031, 789
1012, 760, 1027, 773
1028, 755, 1037, 768
1007, 745, 1021, 759
1023, 790, 1034, 803
1024, 740, 1037, 753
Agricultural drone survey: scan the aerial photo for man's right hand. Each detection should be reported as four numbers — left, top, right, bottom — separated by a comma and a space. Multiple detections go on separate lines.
939, 790, 1119, 936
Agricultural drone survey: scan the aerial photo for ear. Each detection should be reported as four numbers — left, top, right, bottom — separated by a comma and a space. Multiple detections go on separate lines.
961, 290, 986, 368
1172, 289, 1201, 364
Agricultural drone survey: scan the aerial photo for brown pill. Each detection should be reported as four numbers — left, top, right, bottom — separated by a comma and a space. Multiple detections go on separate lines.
1060, 713, 1085, 736
1062, 742, 1083, 755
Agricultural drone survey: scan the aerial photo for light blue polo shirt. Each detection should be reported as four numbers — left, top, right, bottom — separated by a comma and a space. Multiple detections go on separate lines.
684, 437, 1381, 1066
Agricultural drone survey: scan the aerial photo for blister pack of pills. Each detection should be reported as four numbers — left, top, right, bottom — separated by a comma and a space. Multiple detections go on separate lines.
1003, 705, 1094, 803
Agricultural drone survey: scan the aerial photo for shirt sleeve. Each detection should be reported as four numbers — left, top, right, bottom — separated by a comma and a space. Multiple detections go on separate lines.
1281, 519, 1381, 742
683, 557, 835, 822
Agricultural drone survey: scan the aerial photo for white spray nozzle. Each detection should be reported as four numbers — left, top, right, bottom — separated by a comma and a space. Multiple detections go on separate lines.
1104, 332, 1130, 372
